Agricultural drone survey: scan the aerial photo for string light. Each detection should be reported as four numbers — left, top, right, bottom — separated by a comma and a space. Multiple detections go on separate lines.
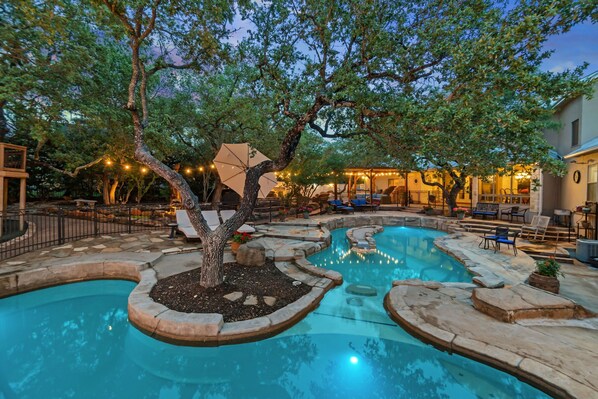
105, 160, 112, 166
141, 167, 148, 173
123, 164, 131, 170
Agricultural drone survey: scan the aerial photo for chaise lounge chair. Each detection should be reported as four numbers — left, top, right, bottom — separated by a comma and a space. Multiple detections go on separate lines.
175, 209, 220, 240
219, 210, 256, 233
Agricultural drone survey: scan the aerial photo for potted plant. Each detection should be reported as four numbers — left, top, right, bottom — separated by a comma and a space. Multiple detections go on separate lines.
297, 205, 313, 219
453, 207, 467, 220
231, 231, 252, 254
278, 207, 288, 222
528, 258, 564, 294
423, 205, 435, 216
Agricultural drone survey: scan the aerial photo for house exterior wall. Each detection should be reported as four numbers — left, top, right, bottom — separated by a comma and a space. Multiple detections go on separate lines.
543, 77, 598, 216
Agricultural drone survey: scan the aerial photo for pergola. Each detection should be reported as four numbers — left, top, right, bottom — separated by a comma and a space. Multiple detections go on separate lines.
0, 143, 28, 231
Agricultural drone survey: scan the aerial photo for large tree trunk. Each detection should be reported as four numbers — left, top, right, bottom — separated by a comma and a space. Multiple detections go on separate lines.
109, 180, 119, 205
200, 232, 227, 287
102, 174, 111, 204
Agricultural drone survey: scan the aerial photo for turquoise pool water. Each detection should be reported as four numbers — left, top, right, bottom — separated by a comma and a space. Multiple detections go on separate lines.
0, 227, 550, 399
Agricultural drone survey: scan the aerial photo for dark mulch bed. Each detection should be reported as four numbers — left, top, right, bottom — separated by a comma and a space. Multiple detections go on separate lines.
150, 260, 312, 322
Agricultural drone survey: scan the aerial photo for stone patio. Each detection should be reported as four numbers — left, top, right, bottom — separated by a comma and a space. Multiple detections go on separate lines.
1, 211, 598, 397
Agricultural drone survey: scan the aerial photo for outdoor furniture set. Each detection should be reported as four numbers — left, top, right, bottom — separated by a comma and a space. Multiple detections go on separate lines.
479, 226, 518, 255
175, 209, 255, 241
328, 200, 355, 214
349, 198, 379, 212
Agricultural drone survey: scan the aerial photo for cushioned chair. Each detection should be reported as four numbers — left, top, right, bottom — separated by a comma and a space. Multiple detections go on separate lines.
176, 210, 220, 240
219, 210, 256, 233
328, 199, 354, 214
495, 230, 518, 255
479, 226, 509, 250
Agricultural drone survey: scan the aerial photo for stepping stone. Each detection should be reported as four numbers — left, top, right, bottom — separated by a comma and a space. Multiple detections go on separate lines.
101, 248, 123, 253
52, 245, 73, 251
135, 249, 151, 253
150, 238, 164, 243
6, 261, 25, 266
345, 284, 378, 297
292, 281, 302, 286
51, 249, 72, 258
120, 242, 142, 250
73, 247, 88, 252
101, 236, 113, 239
473, 275, 504, 288
124, 237, 138, 242
263, 296, 277, 306
162, 247, 181, 254
224, 292, 243, 302
40, 251, 49, 255
81, 238, 94, 242
346, 297, 363, 307
92, 244, 107, 249
243, 295, 258, 306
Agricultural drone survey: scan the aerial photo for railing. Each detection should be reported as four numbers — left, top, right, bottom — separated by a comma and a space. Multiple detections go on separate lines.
0, 143, 27, 171
0, 204, 172, 260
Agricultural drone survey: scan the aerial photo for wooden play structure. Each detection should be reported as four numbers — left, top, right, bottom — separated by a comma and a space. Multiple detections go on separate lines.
0, 143, 28, 232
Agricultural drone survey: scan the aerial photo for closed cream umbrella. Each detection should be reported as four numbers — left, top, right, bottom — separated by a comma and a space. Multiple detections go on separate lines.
213, 143, 278, 198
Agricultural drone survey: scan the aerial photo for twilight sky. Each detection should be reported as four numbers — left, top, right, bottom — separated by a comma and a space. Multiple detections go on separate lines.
542, 20, 598, 74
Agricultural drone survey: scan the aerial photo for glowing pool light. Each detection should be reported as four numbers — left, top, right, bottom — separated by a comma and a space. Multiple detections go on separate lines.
350, 356, 359, 364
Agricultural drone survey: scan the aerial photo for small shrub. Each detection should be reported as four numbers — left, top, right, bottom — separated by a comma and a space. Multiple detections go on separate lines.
232, 232, 252, 244
535, 258, 564, 278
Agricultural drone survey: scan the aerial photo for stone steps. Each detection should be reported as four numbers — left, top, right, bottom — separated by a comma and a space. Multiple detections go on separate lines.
458, 219, 572, 241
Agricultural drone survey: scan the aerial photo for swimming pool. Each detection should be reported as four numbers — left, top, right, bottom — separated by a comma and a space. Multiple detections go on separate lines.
0, 227, 550, 398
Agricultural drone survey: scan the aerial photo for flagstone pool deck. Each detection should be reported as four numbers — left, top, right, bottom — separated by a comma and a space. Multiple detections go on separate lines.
1, 212, 597, 398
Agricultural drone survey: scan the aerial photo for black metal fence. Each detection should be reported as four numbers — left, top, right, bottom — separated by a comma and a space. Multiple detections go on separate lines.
0, 205, 172, 261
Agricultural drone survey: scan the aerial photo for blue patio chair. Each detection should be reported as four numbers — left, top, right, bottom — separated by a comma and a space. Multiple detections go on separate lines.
328, 200, 354, 214
495, 230, 518, 255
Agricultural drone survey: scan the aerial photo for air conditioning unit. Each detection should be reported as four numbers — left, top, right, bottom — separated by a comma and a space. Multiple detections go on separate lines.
576, 239, 598, 262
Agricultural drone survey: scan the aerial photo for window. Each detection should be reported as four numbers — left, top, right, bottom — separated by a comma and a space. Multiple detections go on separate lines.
572, 119, 579, 147
588, 164, 597, 202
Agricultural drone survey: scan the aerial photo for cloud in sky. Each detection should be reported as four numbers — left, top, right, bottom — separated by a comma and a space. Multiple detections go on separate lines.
541, 21, 598, 75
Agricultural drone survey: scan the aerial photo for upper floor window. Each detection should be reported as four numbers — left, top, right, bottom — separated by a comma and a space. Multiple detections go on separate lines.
572, 119, 579, 147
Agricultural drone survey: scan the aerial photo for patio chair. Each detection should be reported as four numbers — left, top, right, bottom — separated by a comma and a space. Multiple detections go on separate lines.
495, 230, 518, 255
521, 215, 550, 241
328, 199, 354, 214
219, 210, 256, 233
479, 226, 510, 250
501, 206, 528, 223
175, 210, 220, 240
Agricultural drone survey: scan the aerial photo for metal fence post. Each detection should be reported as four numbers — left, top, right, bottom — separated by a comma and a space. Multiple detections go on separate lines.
128, 206, 132, 234
58, 208, 64, 245
94, 208, 99, 236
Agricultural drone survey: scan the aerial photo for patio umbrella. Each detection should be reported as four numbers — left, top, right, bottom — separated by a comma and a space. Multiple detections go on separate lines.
213, 143, 278, 198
